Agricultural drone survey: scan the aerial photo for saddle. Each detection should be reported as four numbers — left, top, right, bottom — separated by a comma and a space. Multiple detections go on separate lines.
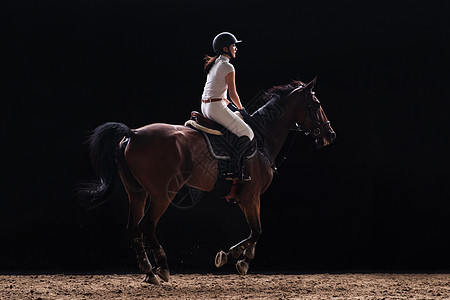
185, 111, 224, 136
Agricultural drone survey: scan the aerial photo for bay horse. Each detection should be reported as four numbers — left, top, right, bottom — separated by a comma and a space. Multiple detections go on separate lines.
79, 78, 335, 284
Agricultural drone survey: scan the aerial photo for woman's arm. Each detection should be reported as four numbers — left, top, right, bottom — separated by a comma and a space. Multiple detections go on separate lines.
225, 71, 243, 110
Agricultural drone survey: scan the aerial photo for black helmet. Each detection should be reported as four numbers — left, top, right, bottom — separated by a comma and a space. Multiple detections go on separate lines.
212, 32, 242, 54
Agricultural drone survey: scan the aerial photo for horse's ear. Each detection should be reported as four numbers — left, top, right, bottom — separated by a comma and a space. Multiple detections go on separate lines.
305, 77, 317, 91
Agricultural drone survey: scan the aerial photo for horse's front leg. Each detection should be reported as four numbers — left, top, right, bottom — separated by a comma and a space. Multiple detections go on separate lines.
229, 235, 259, 259
215, 194, 262, 275
230, 225, 261, 275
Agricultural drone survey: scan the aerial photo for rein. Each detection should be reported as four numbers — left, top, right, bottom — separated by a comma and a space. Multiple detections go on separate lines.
274, 128, 300, 171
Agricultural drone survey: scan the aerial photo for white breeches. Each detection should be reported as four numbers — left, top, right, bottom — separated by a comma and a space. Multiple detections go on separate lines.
201, 100, 254, 140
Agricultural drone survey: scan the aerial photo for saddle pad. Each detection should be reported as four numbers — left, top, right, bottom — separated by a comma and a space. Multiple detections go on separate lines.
200, 131, 234, 161
184, 120, 222, 136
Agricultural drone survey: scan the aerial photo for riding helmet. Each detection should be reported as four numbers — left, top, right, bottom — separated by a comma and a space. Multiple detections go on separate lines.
212, 32, 242, 54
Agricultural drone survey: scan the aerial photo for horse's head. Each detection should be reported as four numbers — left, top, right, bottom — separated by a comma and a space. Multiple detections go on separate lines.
290, 78, 336, 148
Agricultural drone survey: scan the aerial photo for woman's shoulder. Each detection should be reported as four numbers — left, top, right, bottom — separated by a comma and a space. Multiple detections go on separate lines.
217, 59, 235, 74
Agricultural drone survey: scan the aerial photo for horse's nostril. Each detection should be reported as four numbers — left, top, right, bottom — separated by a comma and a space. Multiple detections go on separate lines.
330, 131, 336, 141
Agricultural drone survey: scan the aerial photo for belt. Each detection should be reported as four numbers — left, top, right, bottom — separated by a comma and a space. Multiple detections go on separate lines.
202, 98, 224, 103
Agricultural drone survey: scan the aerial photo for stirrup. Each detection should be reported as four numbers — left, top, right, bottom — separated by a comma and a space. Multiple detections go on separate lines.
223, 172, 237, 181
239, 173, 251, 183
223, 171, 251, 182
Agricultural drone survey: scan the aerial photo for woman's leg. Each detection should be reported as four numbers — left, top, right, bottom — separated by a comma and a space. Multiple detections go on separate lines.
202, 101, 254, 140
201, 101, 254, 181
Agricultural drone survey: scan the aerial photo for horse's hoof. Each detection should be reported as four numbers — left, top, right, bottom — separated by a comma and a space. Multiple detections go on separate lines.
156, 267, 170, 282
215, 250, 228, 268
236, 259, 249, 275
144, 272, 160, 285
243, 244, 256, 260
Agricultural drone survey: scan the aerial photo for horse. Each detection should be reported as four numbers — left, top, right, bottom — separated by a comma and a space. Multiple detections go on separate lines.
79, 78, 335, 284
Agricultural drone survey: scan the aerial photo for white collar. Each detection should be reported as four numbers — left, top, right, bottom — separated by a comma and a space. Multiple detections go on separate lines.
218, 55, 230, 62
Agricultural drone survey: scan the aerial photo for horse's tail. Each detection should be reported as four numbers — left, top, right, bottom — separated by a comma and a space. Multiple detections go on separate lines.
78, 122, 132, 210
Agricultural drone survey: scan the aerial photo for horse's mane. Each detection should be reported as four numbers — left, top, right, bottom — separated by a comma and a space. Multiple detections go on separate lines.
252, 80, 306, 120
251, 80, 305, 121
263, 80, 305, 101
248, 80, 305, 147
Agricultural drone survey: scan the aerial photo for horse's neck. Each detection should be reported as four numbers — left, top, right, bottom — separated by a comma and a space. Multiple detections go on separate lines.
254, 96, 297, 161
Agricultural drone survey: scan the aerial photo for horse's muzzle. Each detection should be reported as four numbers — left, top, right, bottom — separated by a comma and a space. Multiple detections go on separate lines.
315, 127, 336, 149
330, 131, 336, 142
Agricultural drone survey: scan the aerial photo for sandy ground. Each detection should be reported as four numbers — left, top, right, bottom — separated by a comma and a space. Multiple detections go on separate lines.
1, 273, 449, 299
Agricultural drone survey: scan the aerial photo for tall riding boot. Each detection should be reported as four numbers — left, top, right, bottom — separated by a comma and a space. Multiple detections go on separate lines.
239, 138, 257, 182
225, 136, 255, 183
238, 156, 251, 182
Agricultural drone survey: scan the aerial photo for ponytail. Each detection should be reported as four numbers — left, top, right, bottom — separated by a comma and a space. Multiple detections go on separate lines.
204, 55, 218, 74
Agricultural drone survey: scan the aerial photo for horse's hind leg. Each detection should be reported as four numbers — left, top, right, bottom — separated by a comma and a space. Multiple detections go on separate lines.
118, 149, 159, 283
125, 188, 160, 285
138, 192, 172, 283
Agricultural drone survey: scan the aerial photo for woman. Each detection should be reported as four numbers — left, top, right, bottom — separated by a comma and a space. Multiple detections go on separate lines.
201, 32, 254, 182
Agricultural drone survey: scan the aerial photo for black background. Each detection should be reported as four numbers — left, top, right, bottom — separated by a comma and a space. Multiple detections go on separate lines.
2, 0, 449, 273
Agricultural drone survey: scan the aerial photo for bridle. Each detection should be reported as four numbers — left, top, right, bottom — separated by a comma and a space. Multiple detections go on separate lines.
275, 85, 334, 169
290, 87, 332, 142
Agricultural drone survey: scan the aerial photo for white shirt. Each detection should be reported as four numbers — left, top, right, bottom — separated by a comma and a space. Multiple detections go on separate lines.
201, 55, 235, 100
